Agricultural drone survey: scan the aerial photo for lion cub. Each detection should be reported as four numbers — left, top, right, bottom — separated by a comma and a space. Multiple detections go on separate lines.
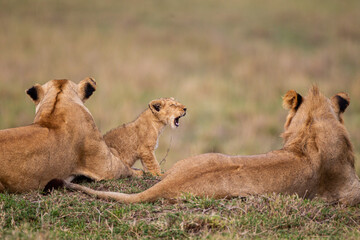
104, 98, 186, 176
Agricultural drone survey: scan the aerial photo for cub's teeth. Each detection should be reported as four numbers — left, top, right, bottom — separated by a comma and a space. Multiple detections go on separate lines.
174, 117, 180, 127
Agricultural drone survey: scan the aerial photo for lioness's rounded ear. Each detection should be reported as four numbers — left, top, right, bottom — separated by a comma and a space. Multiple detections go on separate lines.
282, 90, 303, 110
78, 77, 96, 102
26, 84, 44, 104
149, 99, 164, 112
331, 92, 350, 114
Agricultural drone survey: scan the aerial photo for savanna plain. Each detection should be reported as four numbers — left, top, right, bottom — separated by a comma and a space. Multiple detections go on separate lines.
0, 0, 360, 238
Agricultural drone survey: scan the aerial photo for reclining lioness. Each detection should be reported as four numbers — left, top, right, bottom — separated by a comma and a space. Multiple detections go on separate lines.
0, 78, 139, 193
104, 98, 187, 176
64, 86, 360, 206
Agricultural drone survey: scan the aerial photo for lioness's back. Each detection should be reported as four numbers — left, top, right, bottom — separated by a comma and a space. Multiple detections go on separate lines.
0, 124, 73, 192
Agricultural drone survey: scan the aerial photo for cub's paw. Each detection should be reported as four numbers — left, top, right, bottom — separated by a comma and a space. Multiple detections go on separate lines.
131, 168, 144, 177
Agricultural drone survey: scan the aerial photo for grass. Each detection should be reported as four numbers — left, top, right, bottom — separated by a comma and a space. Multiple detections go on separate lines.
1, 0, 360, 238
1, 177, 360, 239
0, 0, 360, 170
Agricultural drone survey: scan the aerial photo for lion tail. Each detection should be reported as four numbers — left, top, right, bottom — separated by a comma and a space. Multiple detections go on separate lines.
63, 180, 162, 203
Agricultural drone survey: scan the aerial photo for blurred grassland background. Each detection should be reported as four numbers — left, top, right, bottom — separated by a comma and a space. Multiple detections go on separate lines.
0, 0, 359, 173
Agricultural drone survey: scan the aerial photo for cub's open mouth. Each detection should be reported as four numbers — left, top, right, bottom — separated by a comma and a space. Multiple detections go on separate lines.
174, 111, 186, 127
174, 117, 181, 127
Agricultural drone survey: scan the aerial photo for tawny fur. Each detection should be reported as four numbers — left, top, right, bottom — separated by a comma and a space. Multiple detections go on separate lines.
104, 98, 186, 176
0, 78, 138, 193
66, 86, 360, 206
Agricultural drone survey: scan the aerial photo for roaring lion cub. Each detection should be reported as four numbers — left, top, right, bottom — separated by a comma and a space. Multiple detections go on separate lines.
104, 98, 187, 176
65, 86, 360, 206
0, 78, 138, 193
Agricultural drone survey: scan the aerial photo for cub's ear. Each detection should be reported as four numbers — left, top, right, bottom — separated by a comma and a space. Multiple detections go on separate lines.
331, 92, 350, 114
78, 77, 96, 102
26, 84, 44, 104
149, 99, 164, 112
282, 90, 303, 110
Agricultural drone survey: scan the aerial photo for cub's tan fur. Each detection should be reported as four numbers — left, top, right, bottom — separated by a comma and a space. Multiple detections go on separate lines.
0, 78, 138, 193
104, 98, 186, 176
66, 86, 360, 206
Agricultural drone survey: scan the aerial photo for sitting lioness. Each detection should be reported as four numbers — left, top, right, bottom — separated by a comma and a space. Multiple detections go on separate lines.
64, 86, 360, 206
104, 98, 187, 176
0, 78, 139, 193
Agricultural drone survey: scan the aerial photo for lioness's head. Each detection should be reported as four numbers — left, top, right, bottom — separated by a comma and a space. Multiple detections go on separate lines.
282, 86, 349, 131
282, 86, 353, 164
149, 98, 187, 128
26, 77, 96, 114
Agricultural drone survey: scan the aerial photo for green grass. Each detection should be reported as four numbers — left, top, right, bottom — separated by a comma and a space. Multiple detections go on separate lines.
1, 177, 360, 239
0, 0, 359, 171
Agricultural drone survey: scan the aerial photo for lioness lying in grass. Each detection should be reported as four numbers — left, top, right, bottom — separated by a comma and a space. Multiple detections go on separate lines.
0, 78, 140, 193
63, 86, 360, 206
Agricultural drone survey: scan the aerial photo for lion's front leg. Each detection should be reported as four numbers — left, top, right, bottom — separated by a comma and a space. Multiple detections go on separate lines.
139, 149, 162, 176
